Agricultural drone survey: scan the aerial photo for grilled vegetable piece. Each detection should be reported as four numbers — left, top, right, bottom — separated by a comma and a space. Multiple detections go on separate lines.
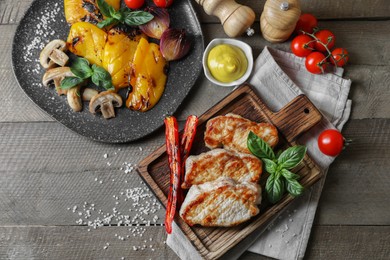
64, 0, 120, 25
102, 28, 147, 90
67, 22, 107, 67
181, 149, 262, 189
39, 39, 69, 69
204, 113, 279, 154
180, 177, 262, 227
126, 37, 168, 112
178, 115, 198, 205
164, 116, 182, 234
89, 91, 123, 119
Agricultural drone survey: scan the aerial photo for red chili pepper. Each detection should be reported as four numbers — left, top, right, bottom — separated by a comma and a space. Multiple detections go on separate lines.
164, 116, 181, 234
178, 115, 198, 205
164, 115, 198, 234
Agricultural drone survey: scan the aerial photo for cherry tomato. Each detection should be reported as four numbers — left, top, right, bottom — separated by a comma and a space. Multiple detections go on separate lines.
330, 48, 349, 67
314, 30, 335, 52
124, 0, 145, 9
153, 0, 173, 8
318, 129, 344, 157
295, 13, 318, 34
305, 52, 327, 74
291, 35, 315, 57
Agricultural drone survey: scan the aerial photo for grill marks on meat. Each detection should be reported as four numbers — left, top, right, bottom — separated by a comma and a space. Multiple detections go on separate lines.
179, 177, 261, 227
204, 113, 279, 154
181, 149, 262, 189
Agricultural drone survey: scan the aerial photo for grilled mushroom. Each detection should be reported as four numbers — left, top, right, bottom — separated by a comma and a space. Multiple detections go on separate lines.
42, 67, 75, 95
82, 88, 99, 101
67, 86, 82, 112
40, 39, 69, 69
89, 91, 123, 119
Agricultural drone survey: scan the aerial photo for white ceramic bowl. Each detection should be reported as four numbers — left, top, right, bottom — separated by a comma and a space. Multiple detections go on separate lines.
202, 38, 253, 87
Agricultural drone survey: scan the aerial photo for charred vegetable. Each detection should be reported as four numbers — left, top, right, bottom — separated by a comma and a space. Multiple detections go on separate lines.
164, 116, 182, 234
102, 28, 147, 90
160, 28, 191, 61
139, 7, 170, 39
64, 0, 120, 25
126, 37, 168, 112
67, 22, 107, 66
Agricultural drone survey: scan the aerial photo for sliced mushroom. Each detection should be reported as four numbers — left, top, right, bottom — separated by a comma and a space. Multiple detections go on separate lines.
82, 88, 99, 101
42, 67, 75, 95
67, 86, 82, 112
89, 91, 123, 119
40, 39, 69, 69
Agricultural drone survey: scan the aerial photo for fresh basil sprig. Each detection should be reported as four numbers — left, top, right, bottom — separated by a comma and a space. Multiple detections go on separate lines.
96, 0, 154, 29
60, 57, 114, 91
247, 131, 307, 204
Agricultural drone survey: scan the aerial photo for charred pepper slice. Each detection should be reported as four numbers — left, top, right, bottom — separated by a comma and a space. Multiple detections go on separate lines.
164, 116, 182, 234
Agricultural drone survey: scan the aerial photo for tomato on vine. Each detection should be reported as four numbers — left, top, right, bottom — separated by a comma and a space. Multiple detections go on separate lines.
318, 129, 345, 157
295, 13, 318, 34
153, 0, 173, 8
291, 35, 315, 57
305, 52, 327, 74
314, 30, 335, 52
330, 48, 349, 67
124, 0, 145, 9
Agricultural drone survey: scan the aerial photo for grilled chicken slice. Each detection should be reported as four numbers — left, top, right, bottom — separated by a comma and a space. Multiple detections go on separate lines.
181, 149, 262, 189
180, 177, 261, 227
204, 113, 279, 154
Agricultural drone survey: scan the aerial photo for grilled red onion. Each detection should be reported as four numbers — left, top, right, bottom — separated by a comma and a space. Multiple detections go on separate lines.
160, 28, 191, 61
139, 7, 170, 39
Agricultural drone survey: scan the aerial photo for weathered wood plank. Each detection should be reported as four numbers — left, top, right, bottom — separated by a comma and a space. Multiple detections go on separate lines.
0, 119, 388, 226
0, 1, 28, 25
239, 226, 390, 260
0, 225, 388, 260
0, 122, 166, 225
2, 0, 390, 25
305, 225, 390, 259
193, 0, 390, 22
0, 226, 178, 259
315, 118, 390, 225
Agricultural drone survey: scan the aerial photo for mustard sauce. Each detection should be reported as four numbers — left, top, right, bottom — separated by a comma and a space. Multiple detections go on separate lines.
207, 44, 248, 83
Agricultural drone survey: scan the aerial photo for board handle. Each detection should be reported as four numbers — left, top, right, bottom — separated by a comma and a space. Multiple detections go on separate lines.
270, 95, 322, 142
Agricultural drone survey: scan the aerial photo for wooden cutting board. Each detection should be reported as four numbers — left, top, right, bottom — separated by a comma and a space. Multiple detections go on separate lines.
137, 84, 323, 259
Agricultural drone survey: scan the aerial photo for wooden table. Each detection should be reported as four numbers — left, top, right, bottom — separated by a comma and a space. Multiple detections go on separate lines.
1, 0, 389, 259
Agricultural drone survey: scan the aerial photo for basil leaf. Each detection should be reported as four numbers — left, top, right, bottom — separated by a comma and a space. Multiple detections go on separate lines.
278, 145, 307, 170
263, 158, 277, 174
247, 131, 276, 160
91, 64, 113, 90
266, 172, 285, 204
96, 0, 112, 17
281, 168, 300, 181
60, 77, 84, 90
97, 17, 117, 29
124, 11, 154, 26
286, 178, 304, 197
70, 58, 93, 79
112, 10, 124, 22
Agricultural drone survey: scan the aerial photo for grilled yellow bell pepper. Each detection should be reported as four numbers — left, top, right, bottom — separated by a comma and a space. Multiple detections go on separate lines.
102, 28, 147, 90
126, 37, 168, 112
64, 0, 120, 25
67, 22, 107, 66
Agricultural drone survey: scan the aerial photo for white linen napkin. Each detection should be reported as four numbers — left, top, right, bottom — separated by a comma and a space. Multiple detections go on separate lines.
167, 46, 352, 260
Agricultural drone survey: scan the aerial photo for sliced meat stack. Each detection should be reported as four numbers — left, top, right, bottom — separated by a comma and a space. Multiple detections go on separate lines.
179, 177, 261, 227
181, 149, 263, 189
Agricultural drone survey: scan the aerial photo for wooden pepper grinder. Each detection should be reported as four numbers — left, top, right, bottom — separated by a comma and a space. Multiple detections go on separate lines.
195, 0, 255, 38
260, 0, 301, 43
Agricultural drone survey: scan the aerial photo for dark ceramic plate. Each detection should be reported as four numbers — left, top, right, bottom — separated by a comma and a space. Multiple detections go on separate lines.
12, 0, 204, 143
